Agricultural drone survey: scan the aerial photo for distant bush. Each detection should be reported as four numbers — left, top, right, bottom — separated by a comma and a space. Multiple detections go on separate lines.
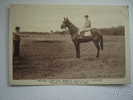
19, 32, 50, 35
99, 25, 125, 36
54, 31, 68, 35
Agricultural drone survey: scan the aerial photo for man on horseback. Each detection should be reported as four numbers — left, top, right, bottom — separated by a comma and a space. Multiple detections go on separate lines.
61, 17, 103, 58
80, 15, 92, 36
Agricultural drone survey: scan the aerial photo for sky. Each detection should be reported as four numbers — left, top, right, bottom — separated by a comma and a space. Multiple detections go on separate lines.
10, 4, 129, 33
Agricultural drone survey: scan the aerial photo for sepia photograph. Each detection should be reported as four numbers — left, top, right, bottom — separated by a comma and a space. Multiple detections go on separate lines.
9, 4, 130, 85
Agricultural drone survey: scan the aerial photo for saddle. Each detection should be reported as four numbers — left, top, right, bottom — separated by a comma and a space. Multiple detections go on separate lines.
80, 30, 92, 37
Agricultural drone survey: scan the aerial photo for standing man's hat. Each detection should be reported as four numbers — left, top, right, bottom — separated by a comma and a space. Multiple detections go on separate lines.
15, 26, 20, 32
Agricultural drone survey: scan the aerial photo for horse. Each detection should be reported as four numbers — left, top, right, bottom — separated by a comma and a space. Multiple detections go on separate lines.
61, 17, 103, 58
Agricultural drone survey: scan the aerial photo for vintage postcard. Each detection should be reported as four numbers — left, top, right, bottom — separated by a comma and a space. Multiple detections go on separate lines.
9, 4, 130, 85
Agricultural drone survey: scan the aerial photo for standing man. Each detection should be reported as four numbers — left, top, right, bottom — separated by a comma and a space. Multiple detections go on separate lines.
13, 26, 21, 57
80, 15, 92, 36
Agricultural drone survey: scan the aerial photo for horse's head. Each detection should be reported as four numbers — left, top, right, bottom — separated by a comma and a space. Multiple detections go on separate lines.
61, 17, 71, 29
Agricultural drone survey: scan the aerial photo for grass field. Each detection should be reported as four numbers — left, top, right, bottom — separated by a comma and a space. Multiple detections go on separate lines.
13, 35, 125, 80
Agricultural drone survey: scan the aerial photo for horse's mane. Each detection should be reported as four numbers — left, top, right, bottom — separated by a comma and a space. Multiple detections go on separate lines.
67, 20, 79, 33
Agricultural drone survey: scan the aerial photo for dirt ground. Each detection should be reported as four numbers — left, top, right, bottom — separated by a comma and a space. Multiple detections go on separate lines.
13, 35, 125, 80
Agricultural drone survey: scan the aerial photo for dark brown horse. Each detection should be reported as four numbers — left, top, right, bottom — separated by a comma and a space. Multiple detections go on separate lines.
61, 17, 103, 58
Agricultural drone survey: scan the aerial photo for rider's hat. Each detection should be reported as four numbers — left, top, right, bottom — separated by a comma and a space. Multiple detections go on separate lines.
84, 15, 89, 18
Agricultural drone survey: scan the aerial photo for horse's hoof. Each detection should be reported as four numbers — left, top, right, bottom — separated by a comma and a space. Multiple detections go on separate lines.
77, 56, 80, 58
96, 56, 99, 58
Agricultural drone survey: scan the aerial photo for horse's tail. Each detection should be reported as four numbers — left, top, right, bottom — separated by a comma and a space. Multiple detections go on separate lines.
100, 35, 103, 50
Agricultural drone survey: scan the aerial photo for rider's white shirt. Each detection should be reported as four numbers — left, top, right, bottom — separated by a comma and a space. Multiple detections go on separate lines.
84, 19, 91, 28
79, 19, 92, 36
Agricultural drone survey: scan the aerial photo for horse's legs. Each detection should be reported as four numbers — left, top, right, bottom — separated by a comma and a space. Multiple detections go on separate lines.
93, 40, 100, 58
76, 42, 80, 58
74, 41, 80, 58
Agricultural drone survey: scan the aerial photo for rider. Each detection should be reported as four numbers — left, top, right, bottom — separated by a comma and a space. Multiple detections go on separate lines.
80, 15, 92, 36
